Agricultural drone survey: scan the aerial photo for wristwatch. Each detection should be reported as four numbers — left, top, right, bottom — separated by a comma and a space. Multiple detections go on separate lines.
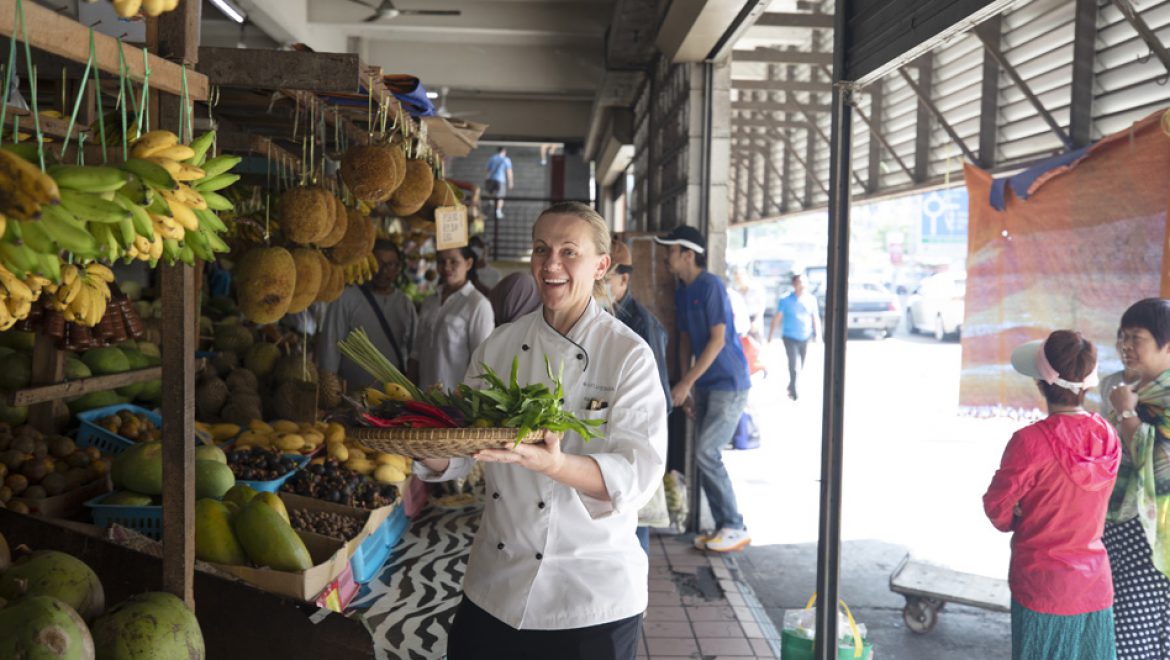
1119, 409, 1139, 420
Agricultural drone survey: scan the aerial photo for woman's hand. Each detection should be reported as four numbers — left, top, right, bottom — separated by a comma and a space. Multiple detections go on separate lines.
474, 430, 566, 476
1110, 382, 1139, 417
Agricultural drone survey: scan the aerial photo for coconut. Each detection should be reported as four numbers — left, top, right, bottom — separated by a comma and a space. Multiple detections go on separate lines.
0, 550, 106, 622
317, 195, 349, 248
388, 159, 435, 217
278, 186, 334, 246
327, 210, 375, 266
286, 248, 324, 314
235, 247, 296, 325
340, 145, 398, 203
92, 591, 204, 660
0, 595, 95, 660
315, 262, 345, 304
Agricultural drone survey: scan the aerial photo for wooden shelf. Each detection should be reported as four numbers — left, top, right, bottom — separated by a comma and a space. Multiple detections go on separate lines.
0, 0, 208, 101
11, 366, 162, 407
3, 106, 89, 140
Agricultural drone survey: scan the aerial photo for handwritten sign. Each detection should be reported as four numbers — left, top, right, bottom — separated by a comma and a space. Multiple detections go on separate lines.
435, 206, 469, 251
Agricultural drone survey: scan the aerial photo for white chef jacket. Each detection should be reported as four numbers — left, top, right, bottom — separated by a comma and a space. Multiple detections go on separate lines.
411, 281, 494, 392
414, 300, 668, 630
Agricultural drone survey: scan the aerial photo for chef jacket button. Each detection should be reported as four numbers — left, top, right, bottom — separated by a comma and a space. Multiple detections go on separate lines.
522, 344, 529, 351
538, 501, 545, 509
492, 492, 500, 500
535, 553, 543, 560
498, 543, 505, 550
576, 353, 584, 360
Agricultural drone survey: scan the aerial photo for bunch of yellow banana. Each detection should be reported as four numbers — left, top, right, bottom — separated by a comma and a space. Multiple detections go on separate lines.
0, 264, 38, 330
344, 254, 379, 285
111, 0, 179, 19
0, 147, 60, 221
50, 263, 114, 327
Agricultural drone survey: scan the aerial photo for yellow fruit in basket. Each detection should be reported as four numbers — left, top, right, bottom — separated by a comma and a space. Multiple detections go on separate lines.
248, 420, 274, 433
275, 433, 305, 452
302, 431, 324, 446
345, 458, 375, 476
384, 383, 413, 402
209, 423, 242, 443
328, 443, 349, 462
325, 423, 346, 444
271, 420, 299, 433
375, 453, 405, 468
374, 464, 406, 485
346, 447, 366, 462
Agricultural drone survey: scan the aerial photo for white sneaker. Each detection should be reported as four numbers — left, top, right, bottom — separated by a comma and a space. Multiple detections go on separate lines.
703, 528, 751, 553
693, 531, 716, 550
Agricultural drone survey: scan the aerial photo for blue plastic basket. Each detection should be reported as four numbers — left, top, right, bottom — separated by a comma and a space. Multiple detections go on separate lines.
351, 505, 410, 584
85, 492, 162, 540
234, 454, 310, 493
76, 404, 162, 456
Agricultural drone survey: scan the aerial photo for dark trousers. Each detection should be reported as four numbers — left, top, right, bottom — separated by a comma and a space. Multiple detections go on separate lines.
782, 337, 809, 398
447, 595, 643, 660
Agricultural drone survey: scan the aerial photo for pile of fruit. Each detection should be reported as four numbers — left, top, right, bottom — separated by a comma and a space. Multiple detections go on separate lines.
231, 419, 333, 456
0, 532, 205, 658
289, 508, 365, 541
282, 460, 399, 510
103, 440, 235, 505
0, 425, 111, 514
224, 446, 300, 483
94, 409, 161, 443
195, 485, 314, 572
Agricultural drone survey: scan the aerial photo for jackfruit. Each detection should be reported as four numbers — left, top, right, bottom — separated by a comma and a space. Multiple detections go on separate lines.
235, 247, 295, 325
426, 180, 459, 209
327, 210, 375, 266
388, 159, 435, 217
340, 144, 398, 203
286, 248, 324, 314
317, 195, 349, 248
278, 186, 334, 246
387, 142, 407, 193
315, 262, 345, 303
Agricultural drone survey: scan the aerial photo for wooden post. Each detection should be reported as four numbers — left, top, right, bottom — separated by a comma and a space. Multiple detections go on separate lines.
155, 0, 201, 610
26, 333, 65, 432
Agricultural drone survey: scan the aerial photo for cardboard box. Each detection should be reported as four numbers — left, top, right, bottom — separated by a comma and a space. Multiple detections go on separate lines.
15, 476, 111, 518
213, 530, 350, 603
278, 491, 395, 561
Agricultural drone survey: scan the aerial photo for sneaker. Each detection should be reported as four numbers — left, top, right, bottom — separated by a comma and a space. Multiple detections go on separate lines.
703, 528, 751, 553
693, 532, 716, 550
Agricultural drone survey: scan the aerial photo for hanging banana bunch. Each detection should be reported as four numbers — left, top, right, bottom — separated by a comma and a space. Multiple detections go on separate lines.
110, 0, 181, 19
45, 263, 115, 328
344, 254, 379, 286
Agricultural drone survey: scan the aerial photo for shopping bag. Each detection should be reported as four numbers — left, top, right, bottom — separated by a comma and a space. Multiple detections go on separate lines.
780, 594, 874, 660
733, 412, 760, 450
741, 335, 766, 375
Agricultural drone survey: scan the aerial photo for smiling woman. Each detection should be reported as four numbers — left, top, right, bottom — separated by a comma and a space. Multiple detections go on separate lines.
530, 202, 612, 333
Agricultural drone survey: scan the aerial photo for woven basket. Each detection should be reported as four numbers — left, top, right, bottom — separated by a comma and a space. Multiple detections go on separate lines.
349, 427, 560, 459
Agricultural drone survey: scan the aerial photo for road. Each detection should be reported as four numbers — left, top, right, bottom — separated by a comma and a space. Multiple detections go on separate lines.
722, 329, 1019, 658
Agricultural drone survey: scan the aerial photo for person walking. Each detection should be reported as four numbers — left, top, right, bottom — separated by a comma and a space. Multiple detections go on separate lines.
1104, 298, 1170, 658
984, 330, 1120, 660
655, 225, 752, 553
767, 273, 820, 401
415, 202, 667, 659
483, 147, 513, 218
605, 237, 672, 552
409, 246, 494, 392
317, 240, 416, 390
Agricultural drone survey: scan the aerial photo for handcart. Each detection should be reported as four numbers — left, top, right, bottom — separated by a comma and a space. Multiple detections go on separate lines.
888, 553, 1010, 634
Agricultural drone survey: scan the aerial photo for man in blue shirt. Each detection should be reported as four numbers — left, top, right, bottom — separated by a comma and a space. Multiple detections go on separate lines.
656, 225, 752, 553
768, 273, 820, 401
483, 147, 513, 218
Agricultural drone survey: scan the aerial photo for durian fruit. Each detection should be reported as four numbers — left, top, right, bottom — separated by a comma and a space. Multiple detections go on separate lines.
328, 210, 376, 266
317, 195, 349, 248
340, 145, 398, 203
286, 248, 324, 314
279, 186, 335, 245
319, 370, 343, 409
388, 159, 435, 217
387, 143, 407, 194
315, 262, 345, 303
235, 247, 296, 325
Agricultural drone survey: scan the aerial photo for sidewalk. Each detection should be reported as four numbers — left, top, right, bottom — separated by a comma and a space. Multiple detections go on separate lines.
641, 532, 781, 659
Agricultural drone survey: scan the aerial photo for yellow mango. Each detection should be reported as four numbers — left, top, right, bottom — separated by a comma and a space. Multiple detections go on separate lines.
375, 453, 406, 468
209, 423, 242, 442
374, 464, 406, 484
302, 431, 324, 446
310, 457, 325, 466
254, 491, 290, 524
345, 458, 375, 476
248, 420, 274, 433
347, 447, 366, 462
328, 443, 349, 462
272, 419, 300, 433
194, 421, 210, 434
275, 433, 306, 452
325, 423, 346, 444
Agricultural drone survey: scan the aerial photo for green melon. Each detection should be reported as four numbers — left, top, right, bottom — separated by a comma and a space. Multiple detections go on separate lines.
63, 357, 91, 381
115, 349, 151, 399
81, 348, 130, 376
194, 459, 235, 500
110, 442, 163, 495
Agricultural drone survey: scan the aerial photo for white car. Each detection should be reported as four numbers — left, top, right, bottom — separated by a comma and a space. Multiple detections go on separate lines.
847, 281, 901, 339
907, 272, 966, 341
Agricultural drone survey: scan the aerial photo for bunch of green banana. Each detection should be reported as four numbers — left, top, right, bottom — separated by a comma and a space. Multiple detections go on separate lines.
0, 148, 60, 221
48, 262, 114, 327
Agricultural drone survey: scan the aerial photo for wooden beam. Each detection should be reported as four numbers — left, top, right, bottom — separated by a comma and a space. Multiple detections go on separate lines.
733, 49, 834, 65
898, 65, 978, 165
733, 100, 831, 113
2, 105, 88, 140
755, 12, 835, 28
198, 48, 362, 92
25, 333, 64, 430
216, 123, 303, 168
0, 0, 208, 101
732, 78, 833, 93
12, 367, 162, 407
1070, 0, 1098, 148
974, 22, 1072, 150
978, 17, 1001, 167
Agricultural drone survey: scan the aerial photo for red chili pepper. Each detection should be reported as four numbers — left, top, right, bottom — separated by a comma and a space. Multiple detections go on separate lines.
392, 414, 451, 428
403, 401, 461, 427
362, 413, 398, 428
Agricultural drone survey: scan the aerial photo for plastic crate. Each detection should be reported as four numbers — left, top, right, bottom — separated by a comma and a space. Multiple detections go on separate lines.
234, 454, 310, 493
351, 505, 410, 584
76, 404, 162, 456
85, 492, 162, 540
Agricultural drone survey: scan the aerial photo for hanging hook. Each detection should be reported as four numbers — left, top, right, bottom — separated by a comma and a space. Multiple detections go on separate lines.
1137, 49, 1153, 64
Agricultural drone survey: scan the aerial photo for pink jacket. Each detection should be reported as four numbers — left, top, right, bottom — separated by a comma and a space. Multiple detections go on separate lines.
983, 413, 1120, 615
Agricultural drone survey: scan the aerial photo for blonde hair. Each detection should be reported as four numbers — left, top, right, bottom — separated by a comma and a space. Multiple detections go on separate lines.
534, 202, 612, 303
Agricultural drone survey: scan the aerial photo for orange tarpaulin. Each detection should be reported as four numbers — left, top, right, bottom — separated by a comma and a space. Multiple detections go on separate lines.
960, 109, 1170, 416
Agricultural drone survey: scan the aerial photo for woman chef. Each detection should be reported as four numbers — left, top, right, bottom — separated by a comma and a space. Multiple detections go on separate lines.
413, 202, 668, 659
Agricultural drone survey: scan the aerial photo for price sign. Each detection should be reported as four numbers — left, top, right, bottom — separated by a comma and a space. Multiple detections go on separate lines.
435, 206, 469, 251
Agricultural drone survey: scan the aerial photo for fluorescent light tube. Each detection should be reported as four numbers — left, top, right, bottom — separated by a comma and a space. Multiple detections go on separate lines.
210, 0, 246, 24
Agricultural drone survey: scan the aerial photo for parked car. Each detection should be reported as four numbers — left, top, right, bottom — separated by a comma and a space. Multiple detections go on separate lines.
847, 281, 901, 338
906, 271, 966, 341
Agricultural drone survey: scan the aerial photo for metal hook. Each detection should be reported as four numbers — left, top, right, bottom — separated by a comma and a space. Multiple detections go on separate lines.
1137, 49, 1153, 64
1158, 73, 1170, 86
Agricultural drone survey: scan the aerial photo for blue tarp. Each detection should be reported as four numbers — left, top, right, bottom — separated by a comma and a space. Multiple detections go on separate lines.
989, 146, 1091, 211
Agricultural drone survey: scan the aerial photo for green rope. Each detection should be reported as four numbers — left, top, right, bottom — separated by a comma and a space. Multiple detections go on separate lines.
92, 32, 107, 163
135, 47, 152, 139
117, 39, 129, 156
60, 28, 97, 159
13, 0, 45, 169
0, 12, 17, 144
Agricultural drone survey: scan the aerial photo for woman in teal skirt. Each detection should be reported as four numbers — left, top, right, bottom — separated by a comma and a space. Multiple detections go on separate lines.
985, 330, 1121, 659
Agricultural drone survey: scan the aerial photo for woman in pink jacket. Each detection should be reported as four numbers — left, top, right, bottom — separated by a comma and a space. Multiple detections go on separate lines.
984, 330, 1121, 660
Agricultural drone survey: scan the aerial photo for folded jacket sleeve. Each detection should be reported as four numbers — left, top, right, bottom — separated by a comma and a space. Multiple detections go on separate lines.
577, 343, 668, 519
983, 430, 1038, 532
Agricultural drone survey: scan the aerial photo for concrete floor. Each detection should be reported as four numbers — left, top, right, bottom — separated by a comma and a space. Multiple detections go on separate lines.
717, 329, 1018, 659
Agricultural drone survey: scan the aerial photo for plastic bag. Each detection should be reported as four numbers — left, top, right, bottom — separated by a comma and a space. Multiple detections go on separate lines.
663, 470, 688, 532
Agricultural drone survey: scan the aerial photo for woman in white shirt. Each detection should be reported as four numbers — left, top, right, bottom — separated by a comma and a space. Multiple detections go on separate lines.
409, 246, 494, 392
414, 202, 667, 659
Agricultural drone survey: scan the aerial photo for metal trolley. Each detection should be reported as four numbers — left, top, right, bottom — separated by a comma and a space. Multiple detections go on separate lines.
888, 553, 1011, 634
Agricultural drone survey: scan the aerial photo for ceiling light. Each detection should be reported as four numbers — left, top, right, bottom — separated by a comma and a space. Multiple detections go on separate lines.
210, 0, 246, 24
426, 91, 439, 99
